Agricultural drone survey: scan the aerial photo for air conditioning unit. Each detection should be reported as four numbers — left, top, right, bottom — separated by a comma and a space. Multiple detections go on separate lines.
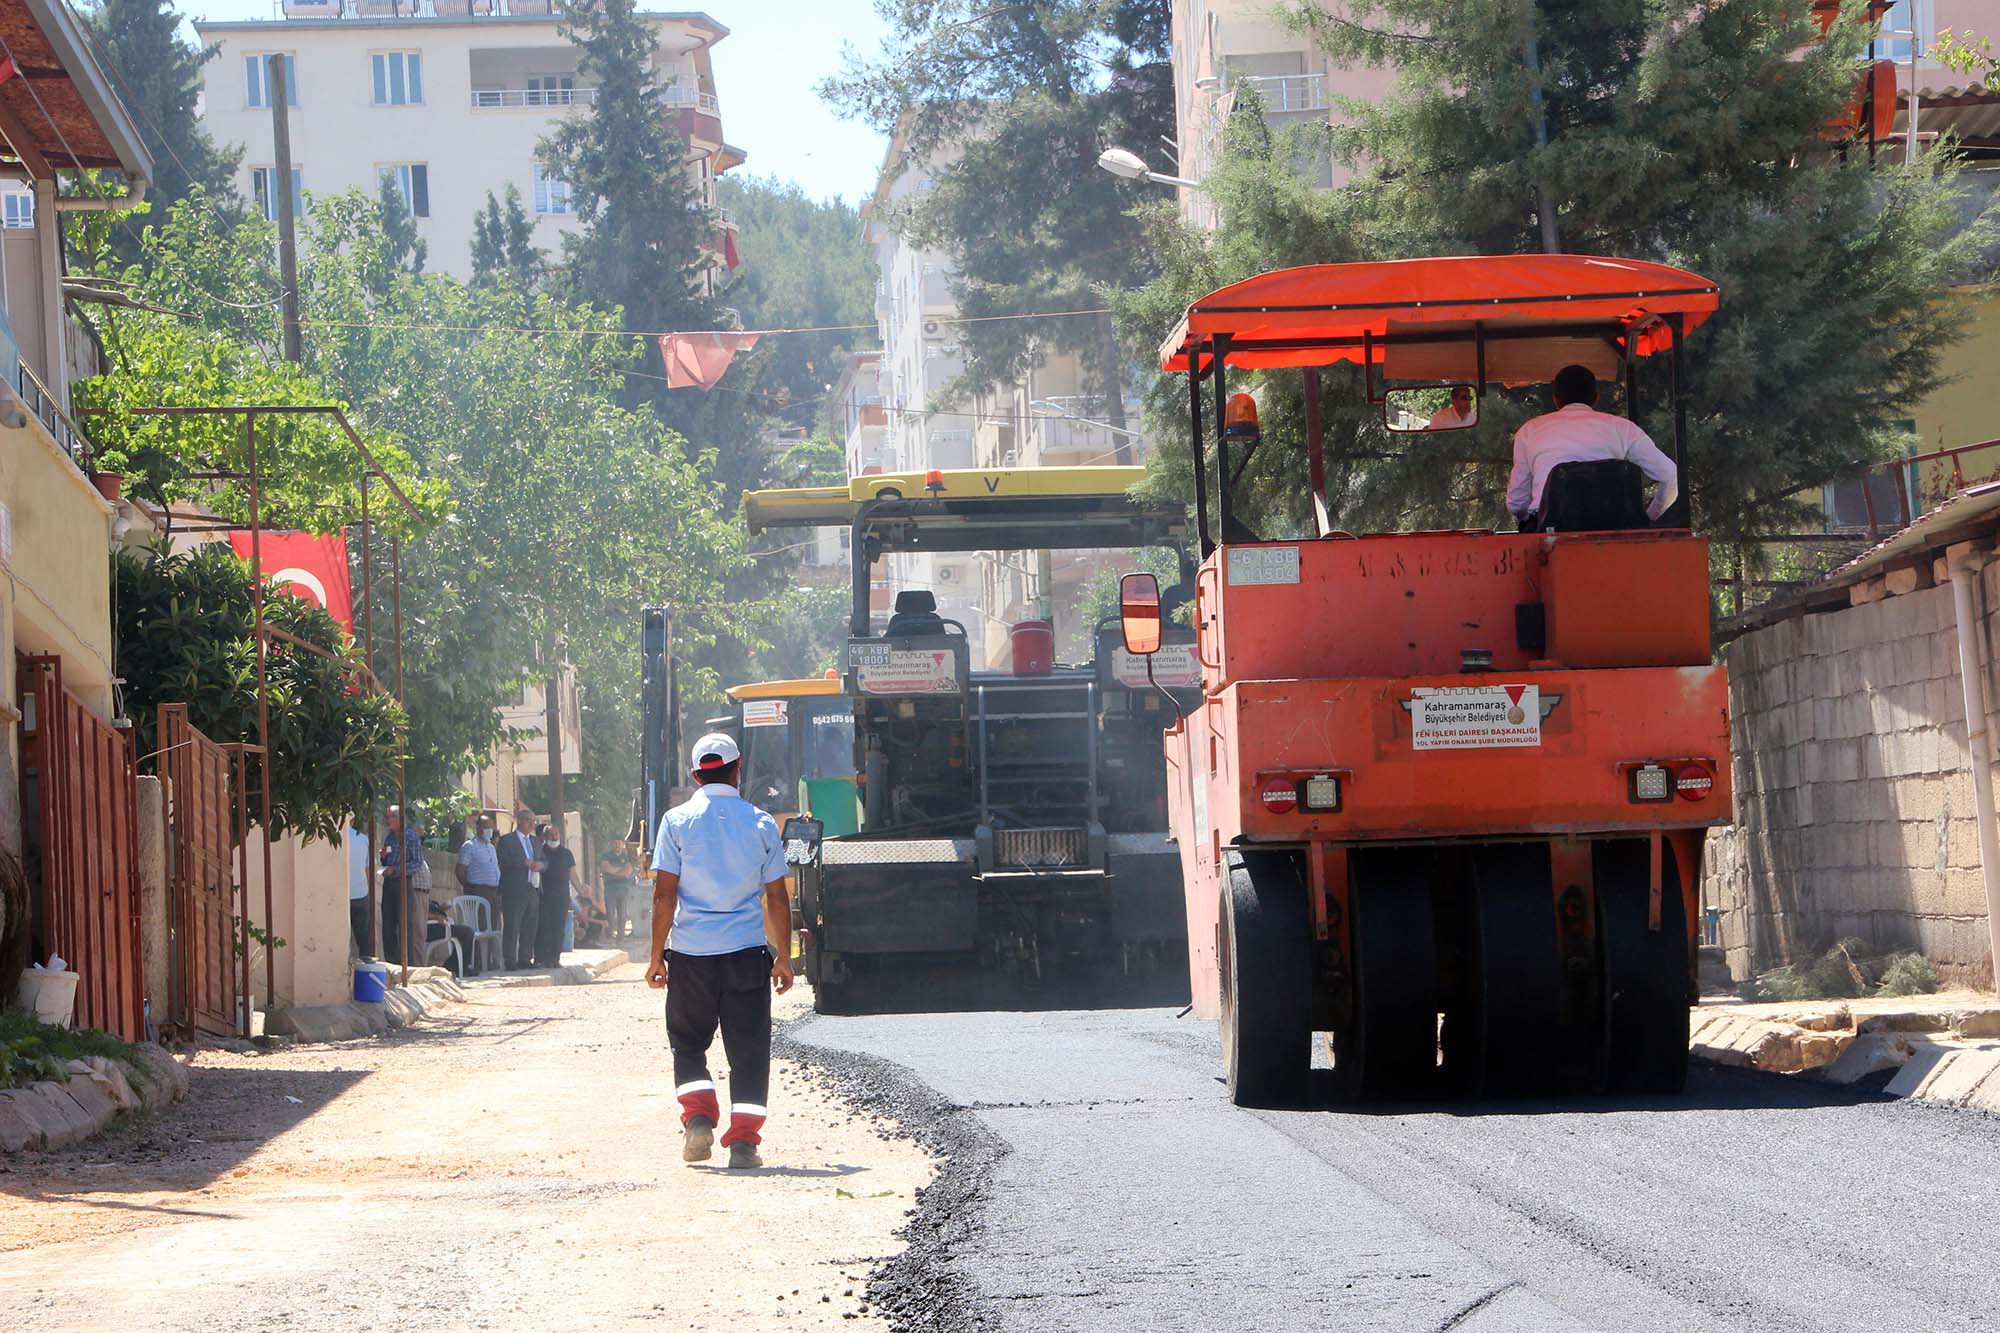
923, 320, 942, 337
937, 565, 960, 584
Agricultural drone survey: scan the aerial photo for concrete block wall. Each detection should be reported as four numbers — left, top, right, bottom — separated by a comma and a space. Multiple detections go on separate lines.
1704, 562, 2000, 988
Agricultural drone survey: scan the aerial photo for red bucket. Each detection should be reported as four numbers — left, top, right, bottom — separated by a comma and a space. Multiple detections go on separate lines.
1009, 619, 1054, 675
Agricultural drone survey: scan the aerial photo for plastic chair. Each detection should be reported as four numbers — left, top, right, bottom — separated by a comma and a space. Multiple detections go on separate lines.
451, 895, 503, 974
421, 911, 463, 976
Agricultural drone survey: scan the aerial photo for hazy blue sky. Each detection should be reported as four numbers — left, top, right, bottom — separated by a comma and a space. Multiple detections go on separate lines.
181, 1, 894, 203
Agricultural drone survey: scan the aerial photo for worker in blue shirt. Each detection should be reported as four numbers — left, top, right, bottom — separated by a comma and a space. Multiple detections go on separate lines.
647, 732, 792, 1170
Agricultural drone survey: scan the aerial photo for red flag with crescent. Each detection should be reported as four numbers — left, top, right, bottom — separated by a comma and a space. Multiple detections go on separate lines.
229, 530, 356, 639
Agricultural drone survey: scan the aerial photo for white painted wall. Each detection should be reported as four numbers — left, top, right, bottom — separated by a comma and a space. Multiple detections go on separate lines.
196, 14, 729, 281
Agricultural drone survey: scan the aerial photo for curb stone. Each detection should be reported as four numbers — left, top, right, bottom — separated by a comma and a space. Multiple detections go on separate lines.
0, 1042, 190, 1154
1691, 1002, 2000, 1114
465, 950, 629, 990
265, 971, 470, 1043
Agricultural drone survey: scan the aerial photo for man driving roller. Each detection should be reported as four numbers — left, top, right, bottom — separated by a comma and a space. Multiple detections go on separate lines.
1507, 364, 1678, 527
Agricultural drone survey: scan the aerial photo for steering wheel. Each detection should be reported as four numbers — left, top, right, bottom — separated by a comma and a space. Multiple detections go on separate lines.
939, 618, 968, 636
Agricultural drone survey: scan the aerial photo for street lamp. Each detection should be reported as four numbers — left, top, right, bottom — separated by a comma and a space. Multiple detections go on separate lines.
1029, 399, 1143, 440
1096, 146, 1198, 190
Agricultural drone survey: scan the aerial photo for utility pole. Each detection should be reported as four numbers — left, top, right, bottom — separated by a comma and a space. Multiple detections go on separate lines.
1522, 13, 1563, 255
543, 621, 566, 838
268, 54, 302, 362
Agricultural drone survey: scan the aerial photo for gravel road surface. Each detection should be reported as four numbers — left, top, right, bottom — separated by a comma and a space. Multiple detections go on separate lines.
0, 966, 931, 1332
799, 1006, 2000, 1332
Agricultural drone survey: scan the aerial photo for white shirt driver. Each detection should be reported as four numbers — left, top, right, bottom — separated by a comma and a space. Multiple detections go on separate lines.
1507, 402, 1680, 521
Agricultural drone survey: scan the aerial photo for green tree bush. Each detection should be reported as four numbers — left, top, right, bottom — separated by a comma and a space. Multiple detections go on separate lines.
115, 543, 404, 844
1116, 0, 1992, 565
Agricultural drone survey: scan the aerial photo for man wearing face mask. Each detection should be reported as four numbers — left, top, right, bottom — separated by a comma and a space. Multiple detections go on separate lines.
454, 813, 503, 929
533, 821, 578, 968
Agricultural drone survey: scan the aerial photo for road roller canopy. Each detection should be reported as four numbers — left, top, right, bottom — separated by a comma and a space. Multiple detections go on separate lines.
1158, 255, 1720, 385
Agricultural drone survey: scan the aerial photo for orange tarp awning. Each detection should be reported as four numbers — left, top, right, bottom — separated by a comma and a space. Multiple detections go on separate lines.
1158, 255, 1720, 375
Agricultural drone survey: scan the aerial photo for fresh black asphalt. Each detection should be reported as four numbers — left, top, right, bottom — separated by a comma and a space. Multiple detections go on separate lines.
791, 1006, 2000, 1332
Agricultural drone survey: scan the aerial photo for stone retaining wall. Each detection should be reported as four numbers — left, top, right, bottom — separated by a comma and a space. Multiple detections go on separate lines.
1704, 558, 2000, 988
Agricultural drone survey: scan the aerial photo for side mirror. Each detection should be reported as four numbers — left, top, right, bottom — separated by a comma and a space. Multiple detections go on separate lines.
781, 816, 823, 866
1384, 384, 1478, 434
1120, 572, 1162, 655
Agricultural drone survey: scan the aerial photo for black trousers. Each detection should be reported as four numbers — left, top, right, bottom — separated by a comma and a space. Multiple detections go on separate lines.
501, 884, 538, 968
380, 878, 417, 964
350, 897, 372, 957
532, 880, 568, 967
665, 947, 772, 1109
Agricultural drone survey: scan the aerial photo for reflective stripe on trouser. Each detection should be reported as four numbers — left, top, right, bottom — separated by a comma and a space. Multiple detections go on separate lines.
664, 945, 773, 1139
676, 1079, 720, 1127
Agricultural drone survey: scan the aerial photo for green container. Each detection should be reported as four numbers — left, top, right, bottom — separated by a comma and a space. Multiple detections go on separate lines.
800, 777, 860, 836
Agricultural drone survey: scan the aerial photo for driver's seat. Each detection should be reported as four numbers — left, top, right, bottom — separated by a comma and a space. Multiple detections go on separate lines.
884, 590, 947, 638
1538, 459, 1652, 532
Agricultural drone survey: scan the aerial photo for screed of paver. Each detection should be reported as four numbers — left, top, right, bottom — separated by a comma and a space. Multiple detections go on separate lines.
0, 964, 930, 1332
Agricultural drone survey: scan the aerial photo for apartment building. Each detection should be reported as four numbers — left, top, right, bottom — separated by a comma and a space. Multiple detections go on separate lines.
1169, 0, 1392, 227
193, 2, 743, 282
850, 123, 1158, 662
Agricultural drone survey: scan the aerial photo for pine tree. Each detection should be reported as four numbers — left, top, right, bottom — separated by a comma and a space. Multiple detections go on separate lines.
1118, 0, 1992, 571
81, 0, 241, 263
540, 0, 715, 341
470, 185, 544, 291
376, 173, 426, 277
824, 1, 1173, 435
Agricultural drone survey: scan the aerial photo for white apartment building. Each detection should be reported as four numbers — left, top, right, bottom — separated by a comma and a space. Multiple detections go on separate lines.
193, 2, 743, 282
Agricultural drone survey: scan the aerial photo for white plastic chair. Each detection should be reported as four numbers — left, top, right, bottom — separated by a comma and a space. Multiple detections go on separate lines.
421, 908, 463, 976
451, 895, 503, 974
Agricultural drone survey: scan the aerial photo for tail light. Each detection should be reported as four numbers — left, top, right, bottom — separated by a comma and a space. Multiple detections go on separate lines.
1676, 764, 1714, 801
1628, 760, 1715, 804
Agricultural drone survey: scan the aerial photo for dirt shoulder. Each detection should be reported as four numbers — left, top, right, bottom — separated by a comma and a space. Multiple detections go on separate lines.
0, 964, 933, 1331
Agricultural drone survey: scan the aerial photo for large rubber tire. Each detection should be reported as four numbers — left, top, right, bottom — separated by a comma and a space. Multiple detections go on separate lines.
1598, 839, 1691, 1096
1464, 844, 1565, 1099
1335, 850, 1441, 1102
1220, 854, 1312, 1109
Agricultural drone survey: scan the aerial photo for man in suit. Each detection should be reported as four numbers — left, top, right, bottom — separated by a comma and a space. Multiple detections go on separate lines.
496, 806, 543, 970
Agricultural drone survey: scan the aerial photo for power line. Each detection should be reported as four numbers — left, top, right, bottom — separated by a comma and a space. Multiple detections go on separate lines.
296, 305, 1112, 341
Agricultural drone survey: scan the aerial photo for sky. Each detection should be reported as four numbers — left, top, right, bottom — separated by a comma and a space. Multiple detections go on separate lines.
181, 0, 894, 204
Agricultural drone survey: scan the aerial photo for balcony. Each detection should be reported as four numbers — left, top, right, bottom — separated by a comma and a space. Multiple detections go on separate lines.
1237, 71, 1327, 113
471, 86, 596, 110
662, 85, 721, 116
18, 359, 96, 473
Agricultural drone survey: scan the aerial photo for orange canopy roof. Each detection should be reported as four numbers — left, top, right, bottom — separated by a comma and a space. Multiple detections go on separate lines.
1158, 254, 1720, 375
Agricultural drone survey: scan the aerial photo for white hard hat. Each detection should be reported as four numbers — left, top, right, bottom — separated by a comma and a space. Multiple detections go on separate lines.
690, 732, 741, 772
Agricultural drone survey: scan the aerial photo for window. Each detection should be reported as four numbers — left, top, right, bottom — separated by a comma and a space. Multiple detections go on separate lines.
1, 192, 32, 229
1877, 0, 1933, 61
251, 165, 304, 223
371, 51, 423, 106
379, 163, 430, 219
532, 163, 573, 215
527, 75, 574, 107
245, 53, 298, 109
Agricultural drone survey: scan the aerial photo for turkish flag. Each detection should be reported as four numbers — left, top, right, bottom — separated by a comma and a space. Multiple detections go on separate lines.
658, 331, 760, 390
229, 530, 356, 639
